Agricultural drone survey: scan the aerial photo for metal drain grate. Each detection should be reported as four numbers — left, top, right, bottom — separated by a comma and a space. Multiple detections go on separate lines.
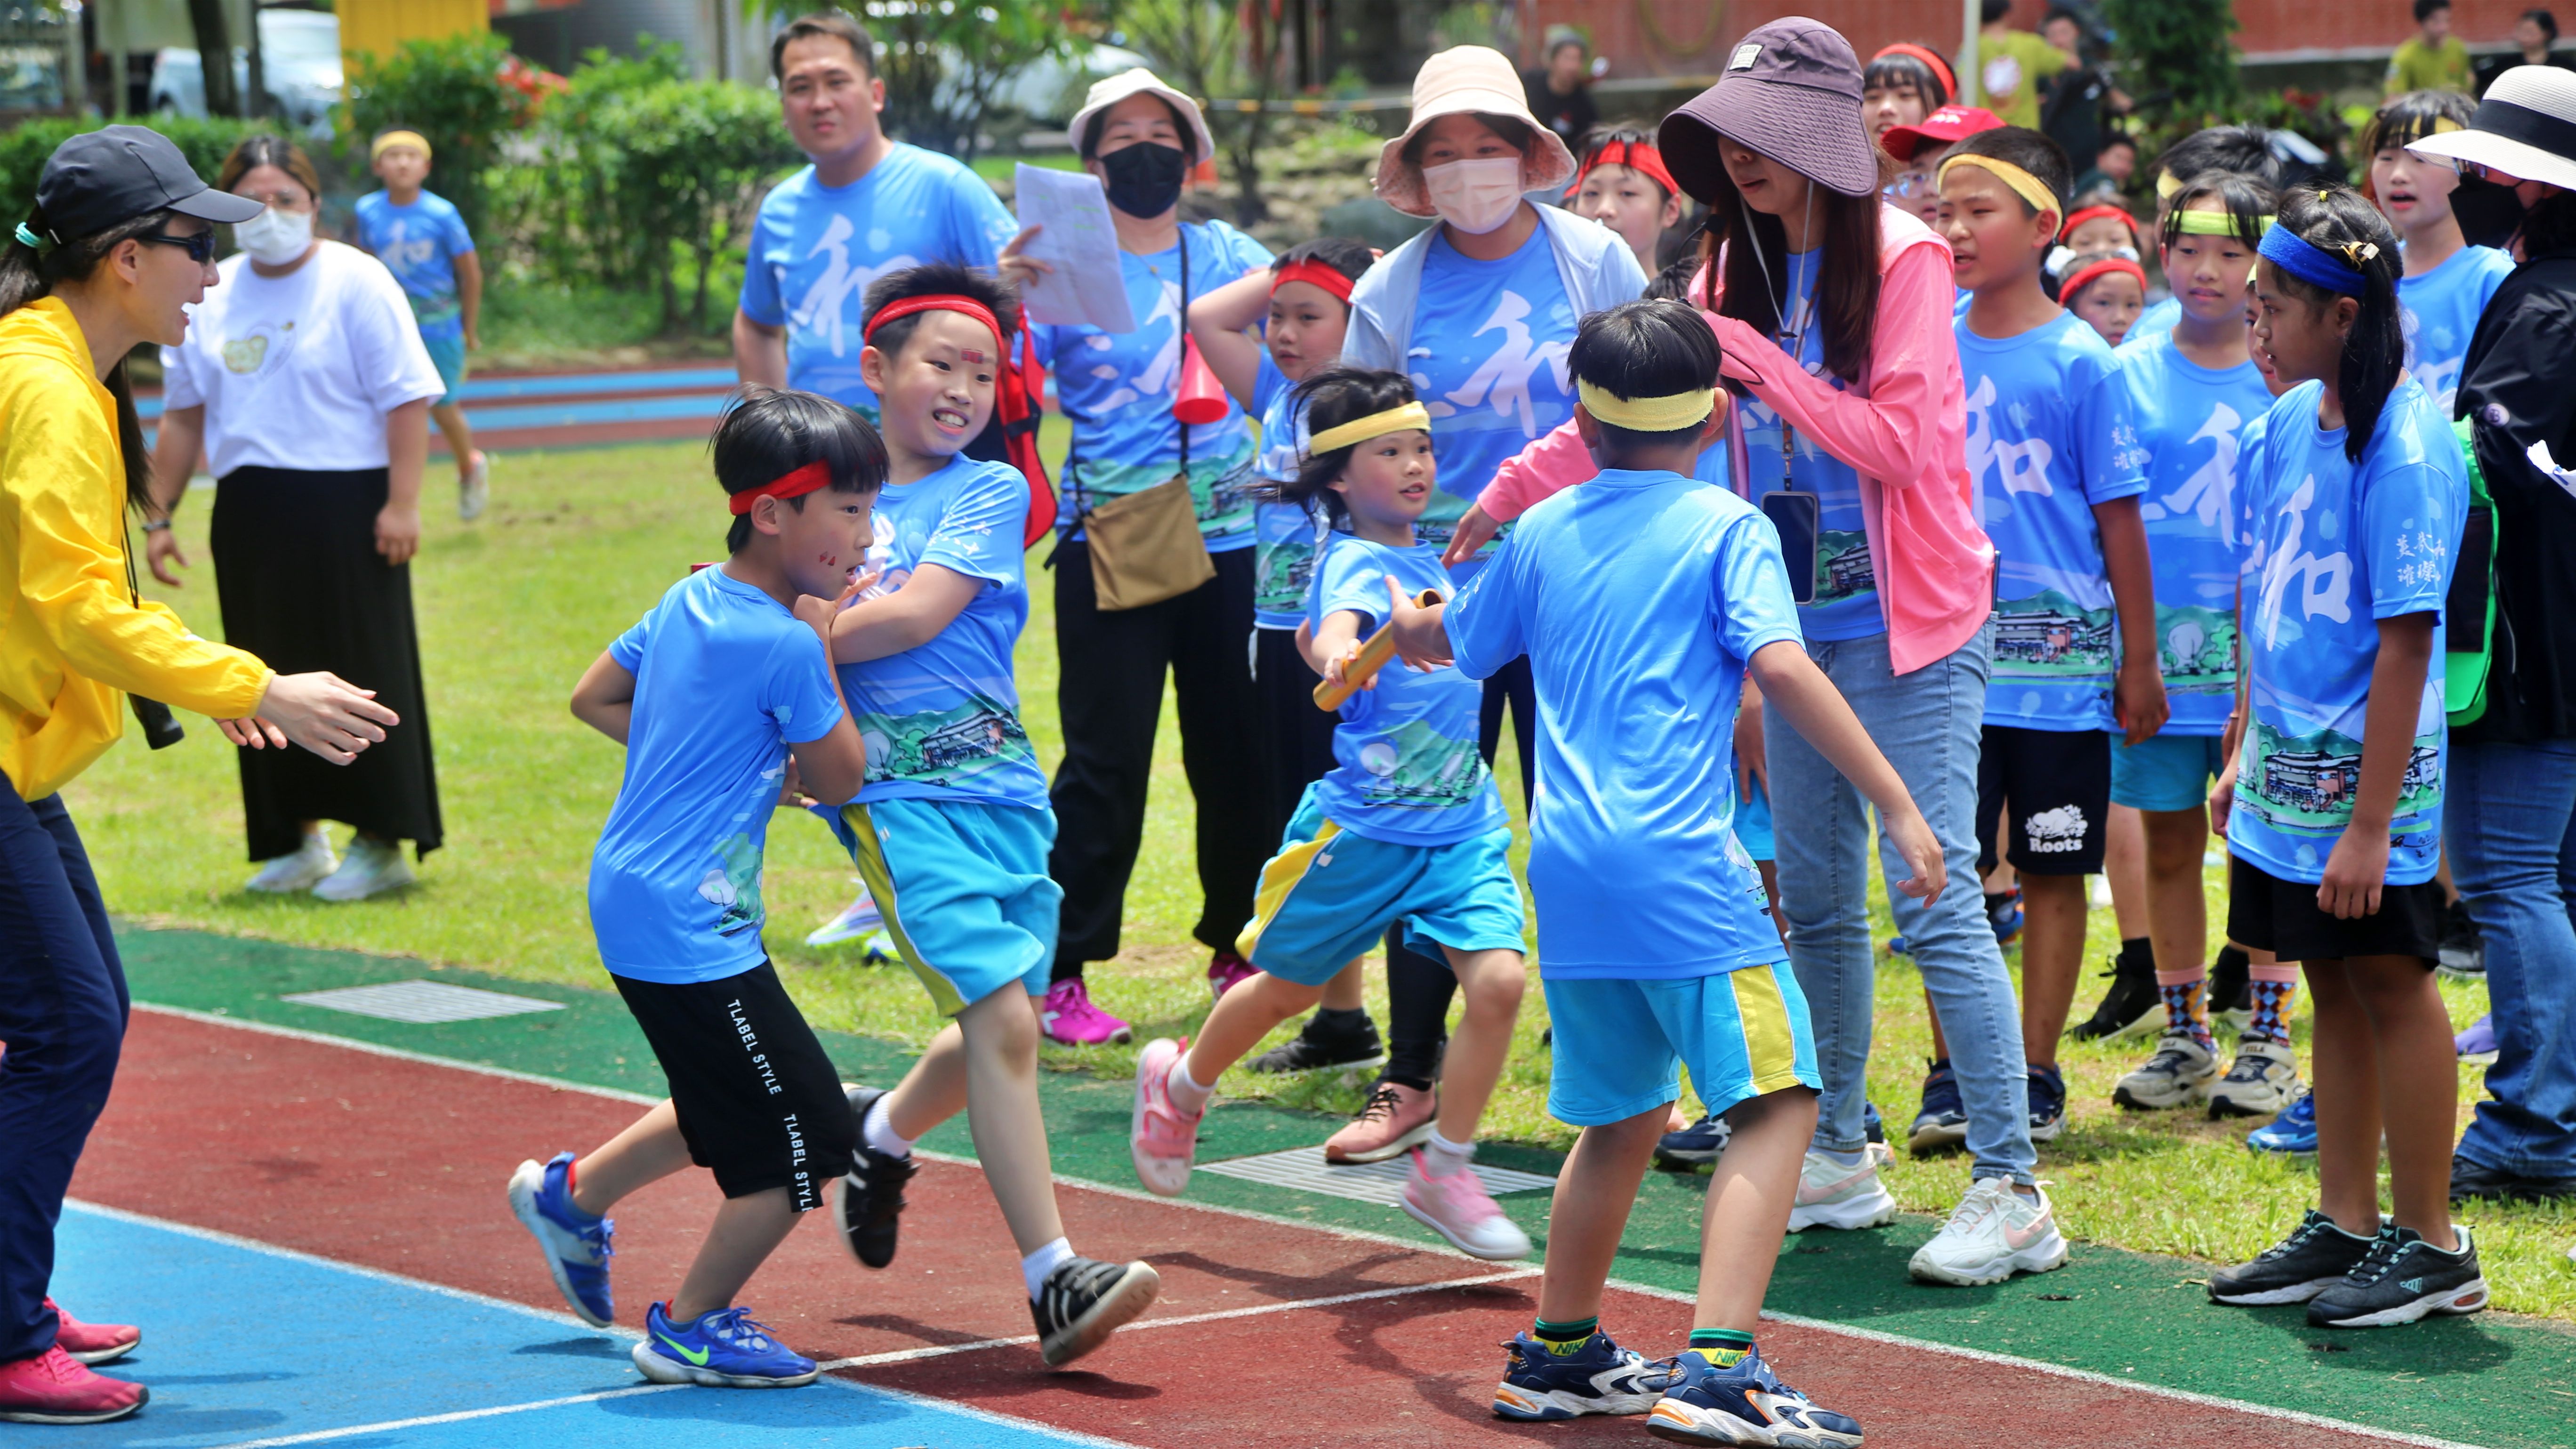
280, 980, 569, 1025
1199, 1145, 1554, 1208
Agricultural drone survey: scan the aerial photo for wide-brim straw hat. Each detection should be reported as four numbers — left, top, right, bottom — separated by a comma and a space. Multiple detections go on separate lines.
2405, 64, 2576, 193
1659, 17, 1878, 202
1067, 67, 1218, 164
1373, 46, 1578, 218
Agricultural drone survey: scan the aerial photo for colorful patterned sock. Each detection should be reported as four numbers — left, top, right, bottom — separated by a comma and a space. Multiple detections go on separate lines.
2245, 964, 2300, 1045
2154, 968, 2214, 1051
1533, 1316, 1598, 1354
1690, 1328, 1755, 1368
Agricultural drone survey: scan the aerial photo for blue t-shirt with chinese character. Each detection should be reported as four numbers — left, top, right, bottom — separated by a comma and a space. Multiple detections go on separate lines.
2398, 243, 2513, 413
738, 145, 1020, 422
353, 188, 475, 340
1737, 250, 1881, 641
590, 566, 845, 983
830, 454, 1046, 811
1307, 534, 1503, 845
1960, 309, 2149, 731
2233, 377, 2465, 887
1251, 352, 1328, 628
1448, 469, 1803, 978
1408, 228, 1578, 579
1036, 219, 1273, 548
2120, 333, 2275, 733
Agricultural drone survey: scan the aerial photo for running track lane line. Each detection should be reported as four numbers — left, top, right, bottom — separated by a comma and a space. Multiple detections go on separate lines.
122, 1001, 2489, 1449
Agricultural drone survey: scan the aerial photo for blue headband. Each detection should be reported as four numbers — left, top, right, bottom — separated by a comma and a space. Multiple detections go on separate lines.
2257, 221, 2375, 296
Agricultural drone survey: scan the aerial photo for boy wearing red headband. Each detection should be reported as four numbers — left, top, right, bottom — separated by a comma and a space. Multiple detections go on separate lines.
511, 387, 877, 1387
819, 264, 1163, 1365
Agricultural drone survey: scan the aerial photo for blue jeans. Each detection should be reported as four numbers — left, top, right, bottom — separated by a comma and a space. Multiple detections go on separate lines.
2449, 738, 2576, 1180
0, 784, 129, 1363
1766, 626, 2036, 1185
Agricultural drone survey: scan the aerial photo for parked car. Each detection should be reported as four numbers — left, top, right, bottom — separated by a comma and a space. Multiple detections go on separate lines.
150, 9, 339, 134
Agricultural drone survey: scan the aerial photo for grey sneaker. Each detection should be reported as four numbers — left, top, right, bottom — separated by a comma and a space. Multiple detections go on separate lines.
2113, 1030, 2220, 1110
2206, 1038, 2302, 1119
245, 829, 335, 893
312, 837, 416, 901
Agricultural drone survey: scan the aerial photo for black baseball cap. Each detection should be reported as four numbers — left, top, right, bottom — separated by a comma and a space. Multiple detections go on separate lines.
30, 125, 264, 243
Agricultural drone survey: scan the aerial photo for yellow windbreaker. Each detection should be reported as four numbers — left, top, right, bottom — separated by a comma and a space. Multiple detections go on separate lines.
0, 296, 269, 800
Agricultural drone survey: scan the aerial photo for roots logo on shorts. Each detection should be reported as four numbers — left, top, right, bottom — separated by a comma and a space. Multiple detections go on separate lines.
2023, 804, 2090, 853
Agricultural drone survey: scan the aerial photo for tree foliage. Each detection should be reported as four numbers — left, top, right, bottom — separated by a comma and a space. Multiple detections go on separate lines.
338, 32, 560, 236
2103, 0, 2243, 156
1117, 0, 1287, 225
0, 117, 282, 234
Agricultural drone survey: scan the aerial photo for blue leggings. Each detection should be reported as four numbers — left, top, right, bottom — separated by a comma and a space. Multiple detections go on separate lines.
0, 783, 127, 1363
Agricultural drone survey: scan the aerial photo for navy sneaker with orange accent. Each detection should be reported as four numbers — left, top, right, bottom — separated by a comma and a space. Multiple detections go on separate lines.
1645, 1343, 1863, 1446
1493, 1329, 1667, 1421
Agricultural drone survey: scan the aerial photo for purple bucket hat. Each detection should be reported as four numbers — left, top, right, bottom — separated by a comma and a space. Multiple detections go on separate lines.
1658, 16, 1879, 202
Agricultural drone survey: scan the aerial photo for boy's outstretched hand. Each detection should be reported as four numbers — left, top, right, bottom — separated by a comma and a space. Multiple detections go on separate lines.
1384, 576, 1453, 670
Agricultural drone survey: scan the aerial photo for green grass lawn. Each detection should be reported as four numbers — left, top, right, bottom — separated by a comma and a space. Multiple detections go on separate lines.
69, 440, 2576, 1319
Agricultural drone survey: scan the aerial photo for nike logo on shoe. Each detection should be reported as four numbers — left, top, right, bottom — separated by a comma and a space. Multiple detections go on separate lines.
658, 1334, 711, 1366
2002, 1208, 2054, 1251
1798, 1162, 1875, 1202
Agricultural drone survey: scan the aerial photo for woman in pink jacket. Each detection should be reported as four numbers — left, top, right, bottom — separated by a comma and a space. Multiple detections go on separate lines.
1450, 19, 2053, 1284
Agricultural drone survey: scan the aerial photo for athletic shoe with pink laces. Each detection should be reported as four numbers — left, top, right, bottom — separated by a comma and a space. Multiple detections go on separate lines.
1401, 1148, 1531, 1260
1325, 1079, 1438, 1163
1207, 950, 1257, 997
42, 1301, 137, 1366
1040, 978, 1131, 1046
1130, 1038, 1205, 1196
0, 1345, 146, 1425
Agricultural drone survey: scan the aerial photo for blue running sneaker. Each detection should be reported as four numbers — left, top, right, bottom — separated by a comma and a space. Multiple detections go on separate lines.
507, 1152, 613, 1327
1863, 1101, 1886, 1146
1656, 1112, 1733, 1167
1987, 888, 2024, 948
633, 1302, 817, 1387
1906, 1059, 1967, 1154
1646, 1344, 1863, 1447
2027, 1063, 2067, 1143
2248, 1089, 2318, 1157
1493, 1330, 1668, 1421
1883, 934, 1911, 957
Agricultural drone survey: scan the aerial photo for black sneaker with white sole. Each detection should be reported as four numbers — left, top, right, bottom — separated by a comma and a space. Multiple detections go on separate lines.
2207, 1208, 2380, 1305
2307, 1225, 2489, 1328
2437, 900, 2486, 978
1248, 1008, 1388, 1074
1032, 1256, 1161, 1367
836, 1087, 916, 1270
2069, 942, 2160, 1041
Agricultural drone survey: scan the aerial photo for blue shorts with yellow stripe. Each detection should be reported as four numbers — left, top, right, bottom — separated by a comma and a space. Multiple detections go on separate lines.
823, 797, 1058, 1015
1542, 963, 1820, 1126
1234, 786, 1525, 987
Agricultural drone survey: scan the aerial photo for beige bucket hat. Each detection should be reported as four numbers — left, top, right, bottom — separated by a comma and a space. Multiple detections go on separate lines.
1067, 67, 1218, 163
1373, 46, 1578, 217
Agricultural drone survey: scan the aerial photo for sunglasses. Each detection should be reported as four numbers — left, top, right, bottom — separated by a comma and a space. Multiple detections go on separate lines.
137, 231, 217, 263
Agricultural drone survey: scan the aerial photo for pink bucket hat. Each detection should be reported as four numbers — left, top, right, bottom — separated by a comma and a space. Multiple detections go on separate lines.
1373, 46, 1578, 217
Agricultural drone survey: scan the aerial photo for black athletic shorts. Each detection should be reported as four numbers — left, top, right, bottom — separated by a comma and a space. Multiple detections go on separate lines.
613, 960, 855, 1209
1976, 724, 2113, 876
2226, 855, 2444, 964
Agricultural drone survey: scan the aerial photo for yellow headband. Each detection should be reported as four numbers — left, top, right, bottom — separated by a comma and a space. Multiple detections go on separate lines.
1938, 155, 2061, 224
1575, 379, 1716, 431
1308, 402, 1432, 455
371, 130, 433, 161
2156, 168, 2183, 199
2171, 208, 2272, 235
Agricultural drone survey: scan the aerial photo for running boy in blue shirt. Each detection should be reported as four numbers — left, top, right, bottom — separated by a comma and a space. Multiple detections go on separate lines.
354, 129, 488, 520
1384, 300, 1944, 1441
507, 387, 877, 1387
819, 265, 1160, 1367
1937, 129, 2165, 1138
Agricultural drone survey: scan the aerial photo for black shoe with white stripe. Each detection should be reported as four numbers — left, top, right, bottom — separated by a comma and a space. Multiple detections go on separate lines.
836, 1086, 916, 1270
2307, 1225, 2489, 1328
2207, 1208, 2378, 1305
1032, 1256, 1161, 1367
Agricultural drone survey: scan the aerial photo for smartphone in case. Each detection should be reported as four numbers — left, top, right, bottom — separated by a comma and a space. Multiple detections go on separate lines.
1761, 490, 1820, 605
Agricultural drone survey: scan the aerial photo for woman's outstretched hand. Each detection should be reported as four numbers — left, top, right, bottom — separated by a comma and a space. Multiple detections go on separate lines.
1441, 503, 1500, 568
145, 527, 191, 587
240, 672, 401, 765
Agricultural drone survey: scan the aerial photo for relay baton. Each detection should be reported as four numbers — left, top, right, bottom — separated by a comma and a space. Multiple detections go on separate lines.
1312, 589, 1446, 710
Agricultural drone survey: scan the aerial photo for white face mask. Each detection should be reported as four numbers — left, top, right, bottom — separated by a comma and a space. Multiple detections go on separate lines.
1422, 156, 1525, 235
234, 206, 313, 265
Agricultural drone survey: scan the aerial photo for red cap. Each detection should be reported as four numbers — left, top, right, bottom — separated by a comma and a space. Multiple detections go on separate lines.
1879, 105, 2004, 163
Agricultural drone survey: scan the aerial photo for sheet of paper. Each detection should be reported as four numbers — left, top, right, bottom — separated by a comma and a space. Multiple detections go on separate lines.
1014, 163, 1136, 334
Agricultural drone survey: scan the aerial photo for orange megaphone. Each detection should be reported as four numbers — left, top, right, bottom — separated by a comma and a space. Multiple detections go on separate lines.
1175, 336, 1228, 426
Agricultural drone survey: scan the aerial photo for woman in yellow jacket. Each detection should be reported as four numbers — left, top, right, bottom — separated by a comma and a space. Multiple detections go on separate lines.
0, 127, 398, 1425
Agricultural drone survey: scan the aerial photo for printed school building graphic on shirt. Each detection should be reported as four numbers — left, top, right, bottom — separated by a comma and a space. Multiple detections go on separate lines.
853, 694, 1035, 792
698, 829, 767, 938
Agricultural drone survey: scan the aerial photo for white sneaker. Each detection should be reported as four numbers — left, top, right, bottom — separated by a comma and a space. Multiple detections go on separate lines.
2113, 1030, 2221, 1110
805, 880, 885, 947
1908, 1177, 2069, 1286
1787, 1143, 1899, 1232
312, 837, 416, 901
246, 830, 336, 893
459, 452, 491, 521
2206, 1038, 2302, 1119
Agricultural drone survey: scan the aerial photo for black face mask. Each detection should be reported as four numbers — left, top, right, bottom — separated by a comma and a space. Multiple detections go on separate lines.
2451, 171, 2531, 251
1100, 142, 1188, 218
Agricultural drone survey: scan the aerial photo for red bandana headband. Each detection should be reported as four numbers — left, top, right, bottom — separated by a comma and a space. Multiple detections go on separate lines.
728, 459, 833, 515
2061, 256, 2148, 302
1565, 138, 1678, 202
862, 294, 1004, 353
1271, 258, 1355, 304
2059, 203, 2140, 246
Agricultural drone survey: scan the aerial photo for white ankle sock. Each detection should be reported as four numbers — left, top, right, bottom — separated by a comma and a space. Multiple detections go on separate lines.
1166, 1056, 1216, 1114
862, 1096, 916, 1159
1423, 1129, 1474, 1177
1022, 1236, 1075, 1300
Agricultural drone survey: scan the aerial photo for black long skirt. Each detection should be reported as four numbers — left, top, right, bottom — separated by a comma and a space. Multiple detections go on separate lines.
209, 465, 442, 861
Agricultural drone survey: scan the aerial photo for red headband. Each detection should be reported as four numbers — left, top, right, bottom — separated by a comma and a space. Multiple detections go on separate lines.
2061, 256, 2147, 302
1271, 258, 1356, 304
1565, 138, 1679, 202
862, 294, 1004, 352
2059, 204, 2139, 245
1870, 42, 1958, 103
727, 459, 834, 515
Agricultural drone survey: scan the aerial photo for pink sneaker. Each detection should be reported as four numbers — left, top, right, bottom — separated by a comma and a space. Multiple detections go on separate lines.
43, 1301, 137, 1366
0, 1345, 146, 1425
1040, 978, 1131, 1046
1207, 950, 1257, 998
1130, 1038, 1204, 1197
1325, 1079, 1437, 1163
1401, 1148, 1531, 1260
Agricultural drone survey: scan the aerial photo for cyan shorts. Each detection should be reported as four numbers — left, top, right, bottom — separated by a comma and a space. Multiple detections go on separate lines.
826, 797, 1057, 1014
1734, 777, 1774, 864
1235, 785, 1525, 987
421, 329, 467, 406
1542, 963, 1819, 1127
2110, 731, 2230, 813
